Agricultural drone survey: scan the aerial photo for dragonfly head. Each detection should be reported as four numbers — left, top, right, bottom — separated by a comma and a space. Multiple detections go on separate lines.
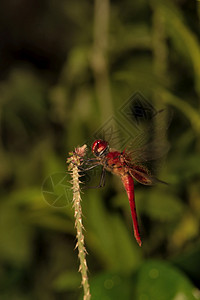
92, 139, 109, 157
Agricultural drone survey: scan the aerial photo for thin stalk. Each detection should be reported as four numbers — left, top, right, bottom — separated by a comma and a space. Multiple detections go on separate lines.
151, 3, 169, 166
91, 0, 113, 121
67, 145, 91, 300
198, 0, 200, 21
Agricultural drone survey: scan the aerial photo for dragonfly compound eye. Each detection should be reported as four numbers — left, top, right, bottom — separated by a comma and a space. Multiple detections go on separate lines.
92, 140, 109, 157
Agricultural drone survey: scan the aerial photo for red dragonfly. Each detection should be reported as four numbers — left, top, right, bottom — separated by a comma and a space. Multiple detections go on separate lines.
81, 111, 170, 246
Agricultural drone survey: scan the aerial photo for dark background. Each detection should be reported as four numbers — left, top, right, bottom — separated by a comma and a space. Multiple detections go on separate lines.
0, 0, 200, 299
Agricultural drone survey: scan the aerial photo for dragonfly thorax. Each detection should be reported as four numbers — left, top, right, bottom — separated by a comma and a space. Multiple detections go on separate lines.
92, 139, 109, 157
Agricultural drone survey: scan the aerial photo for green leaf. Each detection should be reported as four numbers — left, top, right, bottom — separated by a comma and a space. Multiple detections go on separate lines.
88, 271, 131, 300
137, 190, 184, 221
135, 260, 198, 300
84, 191, 142, 273
172, 245, 200, 282
160, 2, 200, 96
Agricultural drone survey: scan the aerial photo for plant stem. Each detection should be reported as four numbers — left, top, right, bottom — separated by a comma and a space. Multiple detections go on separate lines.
91, 0, 113, 121
67, 145, 91, 300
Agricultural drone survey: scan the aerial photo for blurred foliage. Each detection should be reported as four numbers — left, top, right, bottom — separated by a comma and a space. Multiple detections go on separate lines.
0, 0, 200, 299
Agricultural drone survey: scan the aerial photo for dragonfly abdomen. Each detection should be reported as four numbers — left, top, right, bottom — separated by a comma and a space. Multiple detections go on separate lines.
121, 174, 142, 246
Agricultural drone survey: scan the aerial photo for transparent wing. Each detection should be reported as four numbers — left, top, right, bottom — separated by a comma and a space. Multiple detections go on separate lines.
124, 108, 172, 163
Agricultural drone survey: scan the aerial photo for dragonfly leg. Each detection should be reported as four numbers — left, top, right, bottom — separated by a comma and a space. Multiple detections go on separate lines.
74, 153, 99, 164
83, 158, 99, 163
69, 158, 100, 171
78, 164, 100, 172
98, 167, 106, 188
82, 168, 106, 189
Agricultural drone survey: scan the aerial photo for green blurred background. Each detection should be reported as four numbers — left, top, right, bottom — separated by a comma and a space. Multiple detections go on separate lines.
0, 0, 200, 299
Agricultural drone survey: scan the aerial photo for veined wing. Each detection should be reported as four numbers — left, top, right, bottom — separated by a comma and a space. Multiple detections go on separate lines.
125, 108, 172, 163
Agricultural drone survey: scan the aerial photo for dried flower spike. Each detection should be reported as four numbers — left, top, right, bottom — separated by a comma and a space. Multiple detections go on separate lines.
67, 145, 91, 300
